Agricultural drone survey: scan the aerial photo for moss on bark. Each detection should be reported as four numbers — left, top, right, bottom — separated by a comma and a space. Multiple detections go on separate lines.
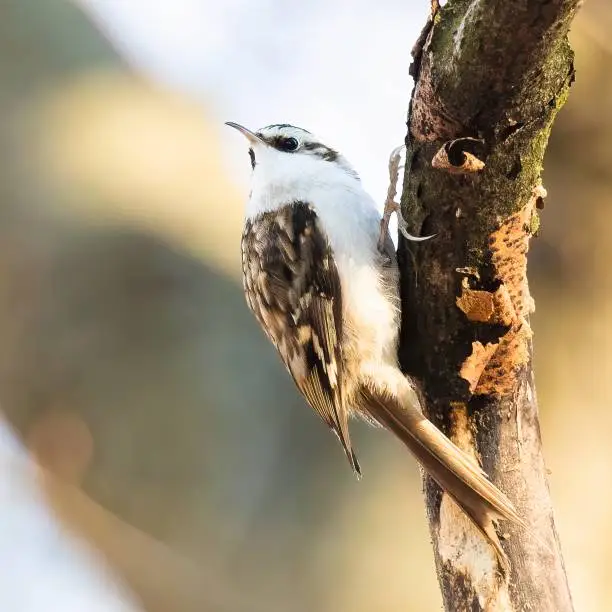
398, 1, 580, 609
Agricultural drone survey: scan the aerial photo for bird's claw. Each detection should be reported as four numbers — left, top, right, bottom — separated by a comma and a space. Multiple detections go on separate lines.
378, 145, 435, 253
396, 204, 436, 242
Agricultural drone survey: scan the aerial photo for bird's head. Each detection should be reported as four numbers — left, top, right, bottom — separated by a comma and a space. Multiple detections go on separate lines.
225, 122, 360, 183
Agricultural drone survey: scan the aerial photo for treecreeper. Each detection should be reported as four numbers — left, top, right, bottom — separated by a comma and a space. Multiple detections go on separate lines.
226, 121, 528, 570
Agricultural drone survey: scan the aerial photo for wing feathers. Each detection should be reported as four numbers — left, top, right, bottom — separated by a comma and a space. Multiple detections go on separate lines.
242, 202, 359, 474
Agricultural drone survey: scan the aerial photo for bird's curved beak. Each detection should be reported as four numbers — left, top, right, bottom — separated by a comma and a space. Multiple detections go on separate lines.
225, 122, 265, 145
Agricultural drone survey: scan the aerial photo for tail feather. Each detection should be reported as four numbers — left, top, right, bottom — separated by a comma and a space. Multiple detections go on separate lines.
360, 375, 528, 567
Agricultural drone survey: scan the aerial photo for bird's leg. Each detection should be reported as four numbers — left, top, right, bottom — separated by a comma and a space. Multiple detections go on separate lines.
378, 145, 404, 254
377, 144, 435, 255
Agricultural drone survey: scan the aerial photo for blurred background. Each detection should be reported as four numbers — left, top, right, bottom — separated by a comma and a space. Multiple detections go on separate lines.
0, 0, 609, 610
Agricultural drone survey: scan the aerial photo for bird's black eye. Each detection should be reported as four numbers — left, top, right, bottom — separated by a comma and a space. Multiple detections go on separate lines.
248, 148, 256, 169
277, 137, 299, 152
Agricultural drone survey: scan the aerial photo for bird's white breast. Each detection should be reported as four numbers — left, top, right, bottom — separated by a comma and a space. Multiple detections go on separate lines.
247, 149, 400, 365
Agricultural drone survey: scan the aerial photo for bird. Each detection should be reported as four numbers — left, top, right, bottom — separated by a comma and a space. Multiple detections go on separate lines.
226, 121, 526, 567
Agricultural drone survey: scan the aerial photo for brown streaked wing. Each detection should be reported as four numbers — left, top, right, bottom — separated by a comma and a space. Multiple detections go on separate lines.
241, 202, 360, 474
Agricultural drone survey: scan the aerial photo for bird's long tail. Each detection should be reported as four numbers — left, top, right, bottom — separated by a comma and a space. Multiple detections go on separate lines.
360, 366, 527, 568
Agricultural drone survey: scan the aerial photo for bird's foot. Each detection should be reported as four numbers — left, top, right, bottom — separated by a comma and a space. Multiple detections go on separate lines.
377, 145, 435, 254
378, 145, 404, 254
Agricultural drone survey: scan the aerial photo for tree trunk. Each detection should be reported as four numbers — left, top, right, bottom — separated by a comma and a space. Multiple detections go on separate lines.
398, 1, 580, 609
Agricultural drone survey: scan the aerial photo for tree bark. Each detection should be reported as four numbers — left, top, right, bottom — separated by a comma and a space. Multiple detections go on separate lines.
398, 1, 580, 610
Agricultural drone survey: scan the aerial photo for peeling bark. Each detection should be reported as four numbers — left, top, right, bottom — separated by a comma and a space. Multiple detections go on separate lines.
398, 1, 579, 609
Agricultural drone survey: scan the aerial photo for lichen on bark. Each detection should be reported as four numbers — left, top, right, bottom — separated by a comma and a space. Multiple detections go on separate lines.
397, 1, 580, 610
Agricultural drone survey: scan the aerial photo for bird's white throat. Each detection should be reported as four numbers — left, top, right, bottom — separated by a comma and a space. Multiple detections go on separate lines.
247, 144, 380, 260
246, 144, 399, 366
